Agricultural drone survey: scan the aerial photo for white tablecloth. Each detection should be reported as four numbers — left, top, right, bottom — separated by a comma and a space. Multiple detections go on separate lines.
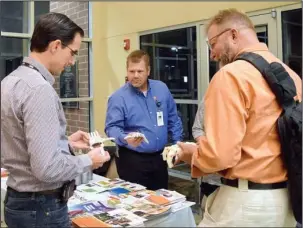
1, 175, 196, 227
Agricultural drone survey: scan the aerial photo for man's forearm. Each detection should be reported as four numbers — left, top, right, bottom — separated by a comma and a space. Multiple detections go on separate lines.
30, 151, 92, 183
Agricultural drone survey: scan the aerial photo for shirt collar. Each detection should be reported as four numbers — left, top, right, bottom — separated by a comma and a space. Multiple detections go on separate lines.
23, 56, 55, 85
128, 79, 152, 95
233, 42, 269, 61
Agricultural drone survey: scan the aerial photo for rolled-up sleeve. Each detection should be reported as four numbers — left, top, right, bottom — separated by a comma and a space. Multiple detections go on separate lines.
23, 84, 92, 183
190, 69, 248, 177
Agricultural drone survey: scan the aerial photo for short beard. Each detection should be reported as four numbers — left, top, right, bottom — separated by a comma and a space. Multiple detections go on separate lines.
220, 44, 234, 66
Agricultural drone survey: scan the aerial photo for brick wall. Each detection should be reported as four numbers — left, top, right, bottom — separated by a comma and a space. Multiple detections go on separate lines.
50, 1, 90, 136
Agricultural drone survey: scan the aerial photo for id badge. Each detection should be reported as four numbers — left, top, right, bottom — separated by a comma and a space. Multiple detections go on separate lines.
157, 111, 164, 126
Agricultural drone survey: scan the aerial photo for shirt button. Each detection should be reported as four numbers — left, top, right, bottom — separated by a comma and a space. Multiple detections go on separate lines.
157, 138, 159, 140
154, 125, 156, 127
150, 112, 152, 114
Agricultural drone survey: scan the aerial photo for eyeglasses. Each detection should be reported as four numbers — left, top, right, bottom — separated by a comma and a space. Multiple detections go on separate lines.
206, 28, 232, 50
61, 43, 78, 58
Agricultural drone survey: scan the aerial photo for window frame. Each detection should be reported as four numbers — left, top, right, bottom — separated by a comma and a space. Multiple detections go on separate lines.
0, 1, 94, 131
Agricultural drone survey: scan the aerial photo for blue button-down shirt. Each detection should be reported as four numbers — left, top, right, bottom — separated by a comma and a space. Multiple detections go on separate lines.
105, 79, 183, 153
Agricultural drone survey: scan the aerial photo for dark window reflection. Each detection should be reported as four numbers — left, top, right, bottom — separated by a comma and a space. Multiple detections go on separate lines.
140, 34, 153, 43
209, 58, 220, 82
34, 1, 50, 25
282, 8, 302, 77
0, 38, 28, 80
0, 1, 29, 33
176, 103, 198, 141
155, 28, 188, 46
256, 25, 268, 45
140, 26, 197, 99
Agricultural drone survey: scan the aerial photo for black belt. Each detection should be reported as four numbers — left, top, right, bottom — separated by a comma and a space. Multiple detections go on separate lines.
221, 178, 287, 190
118, 146, 163, 156
7, 186, 62, 197
200, 182, 220, 196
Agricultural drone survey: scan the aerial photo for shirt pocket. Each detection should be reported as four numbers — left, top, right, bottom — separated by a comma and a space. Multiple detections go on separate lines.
241, 204, 283, 226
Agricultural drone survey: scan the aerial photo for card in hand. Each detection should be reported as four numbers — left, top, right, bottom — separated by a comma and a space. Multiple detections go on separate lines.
124, 132, 149, 144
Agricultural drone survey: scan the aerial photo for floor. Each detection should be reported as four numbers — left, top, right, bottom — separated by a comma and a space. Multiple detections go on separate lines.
168, 175, 202, 225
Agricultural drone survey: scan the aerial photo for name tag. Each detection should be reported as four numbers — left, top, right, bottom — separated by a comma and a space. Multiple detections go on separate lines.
157, 111, 164, 126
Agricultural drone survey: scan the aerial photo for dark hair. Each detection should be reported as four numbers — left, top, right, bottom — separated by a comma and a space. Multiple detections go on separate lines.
30, 12, 84, 52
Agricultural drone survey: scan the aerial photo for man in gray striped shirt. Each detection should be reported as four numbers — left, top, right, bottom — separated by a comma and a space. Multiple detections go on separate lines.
192, 98, 222, 186
1, 13, 110, 228
192, 63, 223, 217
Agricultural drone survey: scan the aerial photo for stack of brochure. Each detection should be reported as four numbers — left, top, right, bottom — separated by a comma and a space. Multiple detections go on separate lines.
68, 176, 192, 227
70, 206, 146, 227
146, 189, 186, 206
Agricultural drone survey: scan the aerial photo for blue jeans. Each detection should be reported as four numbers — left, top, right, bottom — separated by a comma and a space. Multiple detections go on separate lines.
4, 187, 71, 228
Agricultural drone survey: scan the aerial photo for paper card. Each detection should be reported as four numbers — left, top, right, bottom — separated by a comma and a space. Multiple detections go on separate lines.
124, 132, 149, 144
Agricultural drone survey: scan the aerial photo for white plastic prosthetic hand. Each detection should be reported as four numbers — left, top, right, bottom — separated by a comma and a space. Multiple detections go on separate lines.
89, 131, 115, 155
162, 142, 196, 168
162, 145, 181, 168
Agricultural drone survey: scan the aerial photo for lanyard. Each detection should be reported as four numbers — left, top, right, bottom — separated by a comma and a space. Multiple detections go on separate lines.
21, 62, 47, 81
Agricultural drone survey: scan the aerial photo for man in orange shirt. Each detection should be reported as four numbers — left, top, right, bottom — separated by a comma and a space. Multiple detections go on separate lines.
176, 8, 301, 227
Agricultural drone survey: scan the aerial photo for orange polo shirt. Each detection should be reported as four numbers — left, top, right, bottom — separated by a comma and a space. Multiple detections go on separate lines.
191, 43, 302, 183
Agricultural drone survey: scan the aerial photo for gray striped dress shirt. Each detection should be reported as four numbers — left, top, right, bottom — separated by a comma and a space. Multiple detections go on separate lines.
1, 57, 92, 192
192, 99, 206, 139
192, 99, 221, 186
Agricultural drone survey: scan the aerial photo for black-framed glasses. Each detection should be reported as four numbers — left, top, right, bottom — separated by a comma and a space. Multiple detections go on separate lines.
206, 28, 232, 50
61, 43, 78, 57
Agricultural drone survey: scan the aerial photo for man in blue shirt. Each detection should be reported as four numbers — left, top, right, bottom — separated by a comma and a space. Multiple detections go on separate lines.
105, 50, 183, 190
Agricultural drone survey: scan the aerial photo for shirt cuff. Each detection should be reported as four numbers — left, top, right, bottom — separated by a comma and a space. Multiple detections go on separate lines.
192, 131, 202, 140
191, 148, 205, 178
68, 143, 76, 156
118, 133, 128, 146
77, 154, 93, 172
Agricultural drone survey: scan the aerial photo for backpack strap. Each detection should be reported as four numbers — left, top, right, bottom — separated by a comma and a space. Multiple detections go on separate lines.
236, 52, 297, 111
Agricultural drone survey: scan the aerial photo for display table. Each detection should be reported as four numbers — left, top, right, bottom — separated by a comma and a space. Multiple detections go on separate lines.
1, 175, 196, 227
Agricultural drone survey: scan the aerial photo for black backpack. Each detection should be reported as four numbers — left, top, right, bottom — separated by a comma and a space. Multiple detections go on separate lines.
236, 52, 302, 224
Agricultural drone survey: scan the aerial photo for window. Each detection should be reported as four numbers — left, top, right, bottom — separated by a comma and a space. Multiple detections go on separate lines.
0, 1, 29, 33
176, 104, 198, 141
140, 26, 199, 141
282, 8, 302, 77
0, 38, 28, 80
256, 25, 268, 45
0, 1, 93, 135
140, 26, 198, 100
34, 1, 50, 25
